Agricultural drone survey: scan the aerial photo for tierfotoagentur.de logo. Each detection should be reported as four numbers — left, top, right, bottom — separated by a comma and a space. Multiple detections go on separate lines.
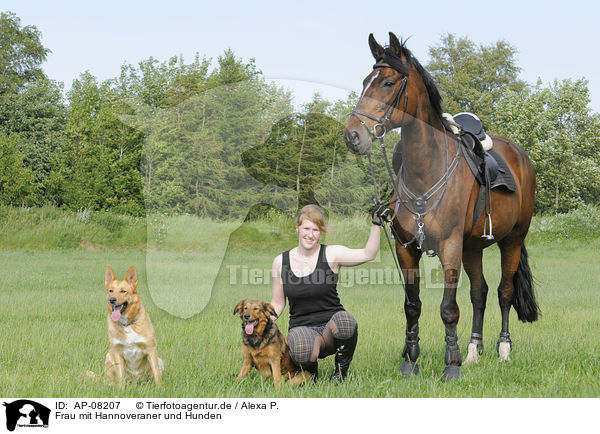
3, 400, 50, 432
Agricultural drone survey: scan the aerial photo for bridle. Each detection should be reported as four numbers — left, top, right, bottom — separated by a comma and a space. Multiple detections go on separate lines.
351, 74, 409, 141
350, 51, 410, 206
349, 49, 462, 254
351, 48, 411, 142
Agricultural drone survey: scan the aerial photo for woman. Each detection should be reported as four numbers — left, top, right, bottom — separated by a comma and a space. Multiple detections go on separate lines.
270, 203, 389, 382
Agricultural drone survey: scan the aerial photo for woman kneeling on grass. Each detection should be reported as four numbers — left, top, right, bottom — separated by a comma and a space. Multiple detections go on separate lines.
270, 204, 389, 382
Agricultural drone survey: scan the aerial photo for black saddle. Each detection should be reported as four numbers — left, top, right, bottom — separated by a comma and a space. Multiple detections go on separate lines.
459, 131, 515, 190
453, 112, 486, 141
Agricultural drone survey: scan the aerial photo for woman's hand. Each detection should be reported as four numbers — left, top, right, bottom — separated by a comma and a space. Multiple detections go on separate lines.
372, 201, 390, 226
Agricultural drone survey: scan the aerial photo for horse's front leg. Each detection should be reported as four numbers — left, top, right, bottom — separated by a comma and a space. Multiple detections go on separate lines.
439, 235, 464, 381
396, 244, 422, 376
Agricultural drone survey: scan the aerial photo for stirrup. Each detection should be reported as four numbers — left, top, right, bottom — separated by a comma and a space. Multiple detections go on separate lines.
481, 212, 494, 240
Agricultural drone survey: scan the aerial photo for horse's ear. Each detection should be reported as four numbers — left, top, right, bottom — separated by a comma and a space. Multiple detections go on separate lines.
389, 32, 402, 56
368, 33, 384, 60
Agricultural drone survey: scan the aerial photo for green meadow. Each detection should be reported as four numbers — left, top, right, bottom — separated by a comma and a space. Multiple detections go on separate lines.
0, 206, 599, 397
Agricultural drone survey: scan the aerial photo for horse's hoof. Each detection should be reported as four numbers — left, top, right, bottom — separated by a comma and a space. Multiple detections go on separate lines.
498, 342, 511, 362
441, 365, 462, 381
399, 360, 419, 377
463, 342, 482, 365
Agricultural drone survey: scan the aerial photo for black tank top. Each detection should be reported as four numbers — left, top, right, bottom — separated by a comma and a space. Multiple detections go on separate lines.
282, 244, 344, 329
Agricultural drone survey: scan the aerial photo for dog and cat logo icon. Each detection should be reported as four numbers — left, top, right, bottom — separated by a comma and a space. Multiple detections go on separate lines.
3, 400, 50, 431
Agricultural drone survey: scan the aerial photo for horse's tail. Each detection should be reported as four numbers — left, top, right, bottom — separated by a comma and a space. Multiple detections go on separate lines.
512, 243, 539, 322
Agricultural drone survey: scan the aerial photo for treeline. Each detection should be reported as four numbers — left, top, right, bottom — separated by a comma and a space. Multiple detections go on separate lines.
1, 11, 599, 218
428, 34, 600, 213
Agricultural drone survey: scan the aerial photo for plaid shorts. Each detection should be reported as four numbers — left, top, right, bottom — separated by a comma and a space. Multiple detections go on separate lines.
288, 311, 357, 365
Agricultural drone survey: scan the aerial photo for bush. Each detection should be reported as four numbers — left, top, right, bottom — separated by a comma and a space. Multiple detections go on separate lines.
529, 204, 600, 241
0, 205, 146, 249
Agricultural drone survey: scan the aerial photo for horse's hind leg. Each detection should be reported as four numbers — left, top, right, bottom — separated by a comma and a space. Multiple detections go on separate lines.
496, 240, 522, 361
462, 249, 488, 364
497, 237, 539, 361
396, 245, 422, 377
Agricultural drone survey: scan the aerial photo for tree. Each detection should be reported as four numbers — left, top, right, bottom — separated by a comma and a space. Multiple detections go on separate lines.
495, 78, 600, 213
0, 78, 66, 194
427, 34, 526, 130
0, 11, 50, 94
124, 50, 294, 218
0, 12, 64, 202
242, 110, 347, 211
50, 72, 144, 215
0, 133, 35, 205
241, 92, 392, 215
118, 54, 211, 109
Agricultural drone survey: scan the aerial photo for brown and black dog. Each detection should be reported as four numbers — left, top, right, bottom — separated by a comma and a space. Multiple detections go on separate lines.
234, 300, 310, 388
87, 265, 163, 386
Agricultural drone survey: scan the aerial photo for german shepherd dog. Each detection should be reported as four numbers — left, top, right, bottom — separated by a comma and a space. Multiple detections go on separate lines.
87, 266, 163, 386
234, 300, 311, 388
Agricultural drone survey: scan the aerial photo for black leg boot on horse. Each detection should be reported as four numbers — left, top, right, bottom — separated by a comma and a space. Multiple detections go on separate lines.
398, 248, 422, 377
400, 323, 420, 376
330, 329, 358, 383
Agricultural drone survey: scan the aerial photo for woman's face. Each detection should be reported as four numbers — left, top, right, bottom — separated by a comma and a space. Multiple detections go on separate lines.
296, 218, 321, 250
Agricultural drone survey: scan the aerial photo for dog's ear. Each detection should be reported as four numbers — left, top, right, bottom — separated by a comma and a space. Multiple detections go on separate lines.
263, 302, 277, 318
234, 300, 246, 315
105, 265, 116, 290
125, 266, 138, 291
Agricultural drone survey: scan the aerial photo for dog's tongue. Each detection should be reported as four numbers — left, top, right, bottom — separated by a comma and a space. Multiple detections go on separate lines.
111, 305, 122, 322
245, 321, 258, 335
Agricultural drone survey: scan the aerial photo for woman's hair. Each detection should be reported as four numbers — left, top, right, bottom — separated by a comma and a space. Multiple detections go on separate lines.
296, 205, 327, 233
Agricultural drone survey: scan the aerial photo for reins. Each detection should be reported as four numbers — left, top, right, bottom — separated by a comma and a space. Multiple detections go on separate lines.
351, 64, 409, 278
366, 152, 403, 278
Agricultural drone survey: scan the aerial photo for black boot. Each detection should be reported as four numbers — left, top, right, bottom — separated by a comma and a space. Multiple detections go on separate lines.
330, 329, 358, 383
301, 361, 319, 382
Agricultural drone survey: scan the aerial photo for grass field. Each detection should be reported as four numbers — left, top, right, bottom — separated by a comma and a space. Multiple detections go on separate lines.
0, 211, 599, 397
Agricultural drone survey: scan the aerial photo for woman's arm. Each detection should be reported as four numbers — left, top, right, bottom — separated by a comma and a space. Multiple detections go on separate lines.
327, 223, 381, 268
270, 254, 286, 319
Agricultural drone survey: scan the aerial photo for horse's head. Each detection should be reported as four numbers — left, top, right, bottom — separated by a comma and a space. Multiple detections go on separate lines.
344, 32, 427, 155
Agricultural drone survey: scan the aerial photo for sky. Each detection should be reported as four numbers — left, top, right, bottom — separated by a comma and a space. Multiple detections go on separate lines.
3, 0, 600, 113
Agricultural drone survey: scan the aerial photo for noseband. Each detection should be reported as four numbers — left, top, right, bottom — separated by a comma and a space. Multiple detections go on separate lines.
351, 63, 409, 140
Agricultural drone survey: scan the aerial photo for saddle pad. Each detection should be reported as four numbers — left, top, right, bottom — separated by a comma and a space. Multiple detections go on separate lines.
470, 148, 516, 231
487, 150, 516, 192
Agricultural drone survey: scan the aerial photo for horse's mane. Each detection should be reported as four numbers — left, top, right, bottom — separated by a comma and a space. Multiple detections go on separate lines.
392, 39, 450, 130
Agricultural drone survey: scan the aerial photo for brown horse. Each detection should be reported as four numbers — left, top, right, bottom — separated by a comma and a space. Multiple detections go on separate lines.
344, 32, 539, 380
